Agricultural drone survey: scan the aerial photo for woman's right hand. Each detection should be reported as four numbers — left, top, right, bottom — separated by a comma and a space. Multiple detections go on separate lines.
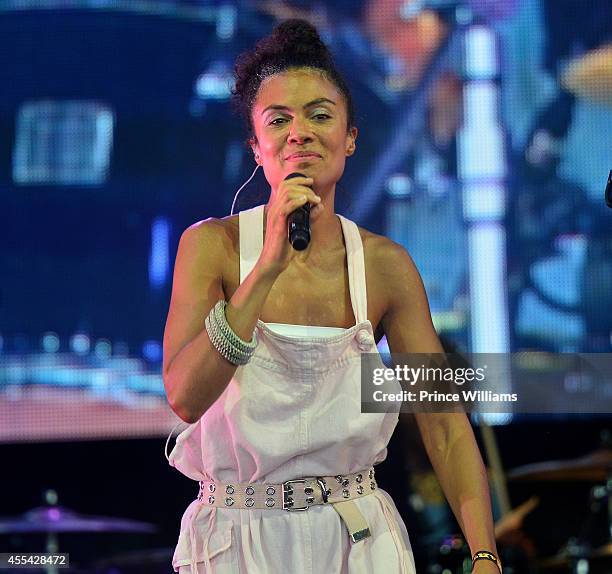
258, 175, 323, 275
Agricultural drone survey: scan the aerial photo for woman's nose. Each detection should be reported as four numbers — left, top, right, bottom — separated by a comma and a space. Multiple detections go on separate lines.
287, 117, 313, 142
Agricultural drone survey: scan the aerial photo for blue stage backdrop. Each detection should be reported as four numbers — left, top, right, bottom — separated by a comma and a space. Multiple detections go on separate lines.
1, 0, 610, 442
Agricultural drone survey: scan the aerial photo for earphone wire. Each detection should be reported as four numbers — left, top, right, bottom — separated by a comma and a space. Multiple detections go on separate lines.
230, 164, 261, 215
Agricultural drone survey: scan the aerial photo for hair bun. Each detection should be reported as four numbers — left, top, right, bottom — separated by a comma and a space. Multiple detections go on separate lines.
269, 19, 329, 61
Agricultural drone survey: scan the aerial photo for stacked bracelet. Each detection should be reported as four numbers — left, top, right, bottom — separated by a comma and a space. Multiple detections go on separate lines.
205, 300, 258, 366
471, 550, 502, 573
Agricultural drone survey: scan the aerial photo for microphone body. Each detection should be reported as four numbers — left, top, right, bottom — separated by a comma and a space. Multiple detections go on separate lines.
606, 169, 612, 209
285, 172, 312, 251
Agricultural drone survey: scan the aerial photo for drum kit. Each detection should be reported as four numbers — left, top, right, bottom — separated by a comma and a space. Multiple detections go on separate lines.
0, 490, 171, 573
426, 447, 612, 574
507, 448, 612, 573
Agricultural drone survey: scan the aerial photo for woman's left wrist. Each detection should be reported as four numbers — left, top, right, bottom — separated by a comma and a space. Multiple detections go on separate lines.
471, 549, 502, 574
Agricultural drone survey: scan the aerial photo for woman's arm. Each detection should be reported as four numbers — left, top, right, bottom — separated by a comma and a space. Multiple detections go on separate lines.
413, 412, 499, 570
377, 239, 500, 572
164, 181, 321, 423
163, 219, 280, 423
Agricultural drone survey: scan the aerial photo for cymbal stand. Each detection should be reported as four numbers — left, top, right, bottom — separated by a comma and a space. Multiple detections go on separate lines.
563, 480, 610, 574
44, 489, 59, 574
607, 468, 612, 542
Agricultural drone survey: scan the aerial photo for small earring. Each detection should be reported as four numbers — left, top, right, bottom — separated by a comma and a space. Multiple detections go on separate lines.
255, 154, 260, 162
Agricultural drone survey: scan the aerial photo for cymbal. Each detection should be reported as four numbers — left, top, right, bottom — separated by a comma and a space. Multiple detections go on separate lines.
591, 542, 612, 558
0, 506, 157, 534
539, 543, 612, 570
507, 449, 612, 482
562, 44, 612, 106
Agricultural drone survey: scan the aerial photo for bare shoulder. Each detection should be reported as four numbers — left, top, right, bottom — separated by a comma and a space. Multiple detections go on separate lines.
358, 224, 419, 285
184, 215, 234, 239
180, 215, 237, 258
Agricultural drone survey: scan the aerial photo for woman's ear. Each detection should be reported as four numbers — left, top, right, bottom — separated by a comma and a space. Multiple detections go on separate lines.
346, 126, 358, 156
249, 136, 261, 164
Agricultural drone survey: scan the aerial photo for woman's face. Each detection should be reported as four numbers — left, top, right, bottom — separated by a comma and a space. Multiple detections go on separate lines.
250, 67, 357, 195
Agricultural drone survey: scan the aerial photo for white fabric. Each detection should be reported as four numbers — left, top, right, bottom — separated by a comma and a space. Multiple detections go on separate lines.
264, 322, 347, 338
167, 204, 416, 573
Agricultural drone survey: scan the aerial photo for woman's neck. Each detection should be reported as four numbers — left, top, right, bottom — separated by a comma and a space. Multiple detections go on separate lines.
263, 200, 342, 262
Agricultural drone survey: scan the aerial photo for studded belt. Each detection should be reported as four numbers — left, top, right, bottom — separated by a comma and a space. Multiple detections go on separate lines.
197, 467, 377, 542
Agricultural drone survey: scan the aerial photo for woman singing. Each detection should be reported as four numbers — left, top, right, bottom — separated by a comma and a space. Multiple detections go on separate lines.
163, 19, 501, 574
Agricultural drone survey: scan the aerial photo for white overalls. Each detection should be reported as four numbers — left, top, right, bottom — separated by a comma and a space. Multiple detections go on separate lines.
166, 204, 417, 573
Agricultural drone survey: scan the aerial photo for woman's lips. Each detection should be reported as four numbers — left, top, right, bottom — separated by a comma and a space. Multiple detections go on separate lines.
285, 154, 322, 161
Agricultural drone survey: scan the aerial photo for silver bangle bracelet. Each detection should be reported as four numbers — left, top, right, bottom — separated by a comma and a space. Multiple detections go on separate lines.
205, 312, 253, 366
206, 315, 250, 365
212, 300, 257, 353
204, 300, 257, 366
210, 307, 255, 363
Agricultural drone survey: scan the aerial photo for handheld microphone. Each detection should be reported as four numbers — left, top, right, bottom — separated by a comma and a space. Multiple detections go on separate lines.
285, 172, 312, 251
606, 169, 612, 209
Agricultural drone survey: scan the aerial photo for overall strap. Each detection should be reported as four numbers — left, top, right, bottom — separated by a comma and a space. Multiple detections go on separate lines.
239, 204, 265, 284
338, 215, 368, 325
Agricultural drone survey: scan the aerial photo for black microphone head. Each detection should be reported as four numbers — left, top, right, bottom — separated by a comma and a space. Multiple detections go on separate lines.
606, 169, 612, 209
285, 172, 308, 181
291, 230, 310, 251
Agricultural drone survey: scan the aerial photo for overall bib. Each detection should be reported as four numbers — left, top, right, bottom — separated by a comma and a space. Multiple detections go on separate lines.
166, 204, 417, 573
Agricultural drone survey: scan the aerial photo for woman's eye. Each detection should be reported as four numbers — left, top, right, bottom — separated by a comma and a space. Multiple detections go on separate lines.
268, 114, 330, 126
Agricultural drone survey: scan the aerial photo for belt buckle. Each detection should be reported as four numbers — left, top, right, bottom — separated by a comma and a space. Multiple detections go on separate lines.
282, 479, 311, 511
316, 477, 331, 503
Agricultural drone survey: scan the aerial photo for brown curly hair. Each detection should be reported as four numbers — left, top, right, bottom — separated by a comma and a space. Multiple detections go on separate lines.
231, 19, 356, 142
